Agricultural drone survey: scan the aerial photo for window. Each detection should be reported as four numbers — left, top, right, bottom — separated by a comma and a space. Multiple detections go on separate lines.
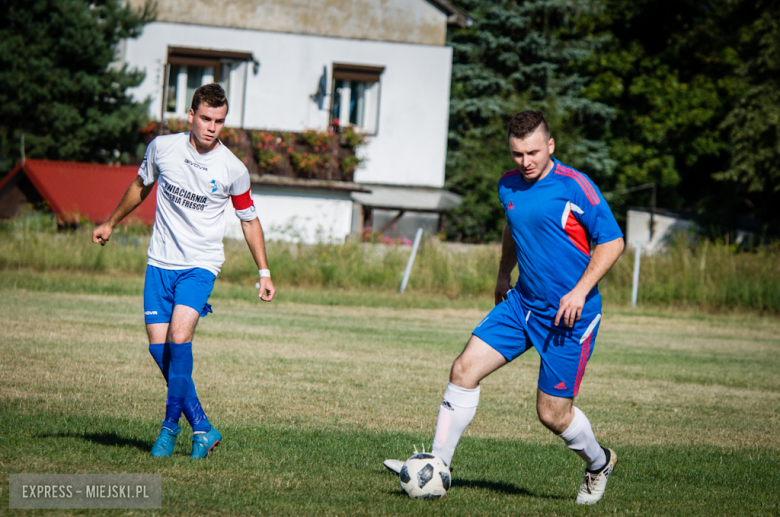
163, 47, 253, 126
330, 64, 384, 134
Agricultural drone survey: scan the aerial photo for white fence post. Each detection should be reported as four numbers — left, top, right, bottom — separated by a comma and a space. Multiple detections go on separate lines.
399, 228, 424, 294
631, 241, 642, 308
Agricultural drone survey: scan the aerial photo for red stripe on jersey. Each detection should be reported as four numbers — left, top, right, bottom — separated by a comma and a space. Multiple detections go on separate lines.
558, 164, 599, 201
558, 164, 599, 200
231, 189, 253, 210
565, 211, 590, 256
574, 334, 591, 397
501, 169, 522, 179
555, 165, 600, 205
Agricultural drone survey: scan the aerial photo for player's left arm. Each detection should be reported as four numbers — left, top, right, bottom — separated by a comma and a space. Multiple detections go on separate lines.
230, 168, 275, 302
555, 174, 624, 327
555, 237, 624, 327
240, 218, 276, 302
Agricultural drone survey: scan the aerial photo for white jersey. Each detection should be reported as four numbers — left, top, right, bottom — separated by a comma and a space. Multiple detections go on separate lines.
138, 132, 257, 276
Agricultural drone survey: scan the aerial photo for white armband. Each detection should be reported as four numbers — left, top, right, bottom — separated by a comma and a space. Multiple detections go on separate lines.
259, 269, 271, 279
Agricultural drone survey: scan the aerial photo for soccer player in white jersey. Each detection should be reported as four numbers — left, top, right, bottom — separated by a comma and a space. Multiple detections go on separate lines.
384, 111, 624, 503
92, 84, 276, 459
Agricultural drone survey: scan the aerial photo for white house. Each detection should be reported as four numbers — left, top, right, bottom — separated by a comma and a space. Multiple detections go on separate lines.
119, 0, 468, 242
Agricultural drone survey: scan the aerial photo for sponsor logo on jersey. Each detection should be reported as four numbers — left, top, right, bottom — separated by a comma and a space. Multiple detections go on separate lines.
554, 381, 567, 389
163, 181, 209, 212
507, 201, 515, 210
184, 158, 208, 171
145, 311, 158, 315
441, 400, 454, 411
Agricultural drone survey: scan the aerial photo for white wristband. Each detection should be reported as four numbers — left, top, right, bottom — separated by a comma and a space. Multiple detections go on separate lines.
259, 269, 271, 279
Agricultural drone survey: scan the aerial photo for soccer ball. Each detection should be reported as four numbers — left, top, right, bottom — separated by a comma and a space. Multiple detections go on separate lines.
399, 453, 451, 499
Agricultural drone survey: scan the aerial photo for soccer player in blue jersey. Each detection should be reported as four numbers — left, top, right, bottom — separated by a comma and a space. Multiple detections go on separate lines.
92, 84, 276, 459
384, 111, 624, 504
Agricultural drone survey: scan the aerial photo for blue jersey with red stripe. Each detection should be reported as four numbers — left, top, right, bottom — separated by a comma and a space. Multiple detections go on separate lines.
499, 158, 622, 322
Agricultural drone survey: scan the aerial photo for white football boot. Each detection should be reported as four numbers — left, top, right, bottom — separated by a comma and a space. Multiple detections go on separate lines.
383, 459, 403, 474
575, 448, 617, 505
384, 445, 452, 476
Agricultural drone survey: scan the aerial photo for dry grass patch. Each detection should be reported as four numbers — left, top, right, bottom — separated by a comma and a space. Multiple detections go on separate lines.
2, 289, 779, 453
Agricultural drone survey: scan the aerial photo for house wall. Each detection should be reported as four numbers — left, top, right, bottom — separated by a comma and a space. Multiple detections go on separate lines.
124, 22, 453, 188
127, 0, 449, 46
223, 186, 355, 243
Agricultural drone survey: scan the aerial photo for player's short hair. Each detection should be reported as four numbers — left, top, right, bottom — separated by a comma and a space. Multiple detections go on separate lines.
508, 111, 550, 141
191, 83, 229, 114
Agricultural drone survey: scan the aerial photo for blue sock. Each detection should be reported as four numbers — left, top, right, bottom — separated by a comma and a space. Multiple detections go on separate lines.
163, 342, 192, 429
148, 343, 168, 381
184, 395, 211, 433
164, 342, 211, 433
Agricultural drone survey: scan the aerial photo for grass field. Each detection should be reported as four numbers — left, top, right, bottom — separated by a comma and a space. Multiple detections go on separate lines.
1, 270, 779, 516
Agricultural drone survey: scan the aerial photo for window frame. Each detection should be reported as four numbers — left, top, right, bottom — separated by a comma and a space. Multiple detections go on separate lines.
330, 63, 384, 135
162, 46, 254, 119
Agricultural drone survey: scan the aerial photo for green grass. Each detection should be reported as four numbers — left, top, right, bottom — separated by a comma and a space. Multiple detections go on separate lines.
1, 276, 779, 515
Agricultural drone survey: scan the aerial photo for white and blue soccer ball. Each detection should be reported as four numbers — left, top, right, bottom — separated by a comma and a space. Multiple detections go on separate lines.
399, 453, 451, 499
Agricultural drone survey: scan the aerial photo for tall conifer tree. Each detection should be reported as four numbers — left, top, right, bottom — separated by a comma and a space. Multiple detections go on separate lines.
0, 0, 154, 170
445, 0, 613, 241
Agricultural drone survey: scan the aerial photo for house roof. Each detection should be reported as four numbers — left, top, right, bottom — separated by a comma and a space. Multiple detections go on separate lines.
127, 0, 471, 47
0, 160, 157, 224
426, 0, 473, 28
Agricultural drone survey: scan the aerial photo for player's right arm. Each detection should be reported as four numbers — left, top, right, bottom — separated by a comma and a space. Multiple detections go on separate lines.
92, 176, 155, 245
495, 224, 518, 305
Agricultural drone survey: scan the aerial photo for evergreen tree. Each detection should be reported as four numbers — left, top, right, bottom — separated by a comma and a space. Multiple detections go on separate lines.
0, 0, 154, 170
580, 0, 744, 229
445, 0, 614, 242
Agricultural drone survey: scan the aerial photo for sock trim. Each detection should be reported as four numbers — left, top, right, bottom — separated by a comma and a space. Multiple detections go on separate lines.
443, 383, 480, 408
586, 447, 610, 473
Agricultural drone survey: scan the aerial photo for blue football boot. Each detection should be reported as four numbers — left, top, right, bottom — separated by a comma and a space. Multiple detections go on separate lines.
190, 427, 221, 459
150, 425, 180, 457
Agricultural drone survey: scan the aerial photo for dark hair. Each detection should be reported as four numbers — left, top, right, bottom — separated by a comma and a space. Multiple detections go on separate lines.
191, 83, 229, 113
508, 111, 550, 140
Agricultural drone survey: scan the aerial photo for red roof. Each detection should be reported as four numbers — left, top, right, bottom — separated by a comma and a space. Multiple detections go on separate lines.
0, 159, 157, 224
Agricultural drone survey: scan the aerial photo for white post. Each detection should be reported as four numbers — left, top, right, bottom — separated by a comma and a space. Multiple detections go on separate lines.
399, 228, 424, 294
631, 241, 642, 308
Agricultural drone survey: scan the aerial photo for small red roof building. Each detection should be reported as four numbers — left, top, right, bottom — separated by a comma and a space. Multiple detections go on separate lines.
0, 159, 157, 224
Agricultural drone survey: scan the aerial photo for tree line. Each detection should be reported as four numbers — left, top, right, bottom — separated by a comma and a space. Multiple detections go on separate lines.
1, 0, 777, 241
445, 0, 780, 242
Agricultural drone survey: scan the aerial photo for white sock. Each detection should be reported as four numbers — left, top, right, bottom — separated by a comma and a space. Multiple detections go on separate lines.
559, 406, 607, 471
432, 383, 480, 466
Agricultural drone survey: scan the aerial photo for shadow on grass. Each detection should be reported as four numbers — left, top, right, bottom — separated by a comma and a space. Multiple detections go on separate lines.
382, 477, 568, 500
40, 431, 150, 452
453, 478, 568, 500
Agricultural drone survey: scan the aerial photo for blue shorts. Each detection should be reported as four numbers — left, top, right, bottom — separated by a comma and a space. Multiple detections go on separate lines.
143, 265, 216, 325
472, 289, 601, 398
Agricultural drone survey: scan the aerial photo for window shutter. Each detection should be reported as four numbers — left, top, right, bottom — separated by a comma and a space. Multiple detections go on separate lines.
332, 63, 384, 83
167, 47, 254, 82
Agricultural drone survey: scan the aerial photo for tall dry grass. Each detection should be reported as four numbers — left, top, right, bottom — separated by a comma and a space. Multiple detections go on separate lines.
1, 215, 778, 313
602, 237, 780, 312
